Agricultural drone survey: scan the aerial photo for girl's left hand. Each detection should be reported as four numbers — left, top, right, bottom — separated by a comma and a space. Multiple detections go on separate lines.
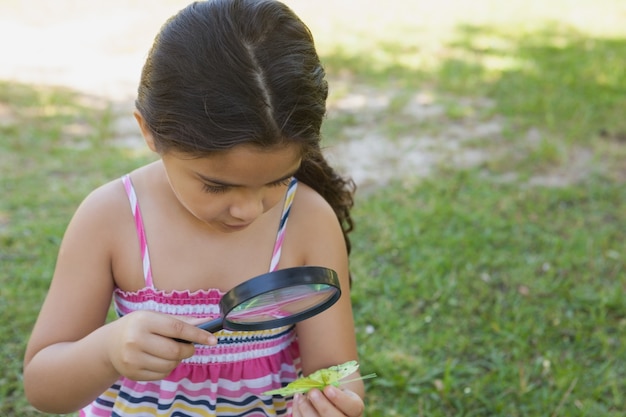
292, 386, 364, 417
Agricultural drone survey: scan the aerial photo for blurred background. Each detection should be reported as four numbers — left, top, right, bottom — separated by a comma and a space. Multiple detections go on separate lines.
1, 1, 625, 416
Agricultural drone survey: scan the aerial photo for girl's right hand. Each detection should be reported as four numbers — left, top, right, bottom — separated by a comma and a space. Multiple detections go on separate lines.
105, 311, 218, 381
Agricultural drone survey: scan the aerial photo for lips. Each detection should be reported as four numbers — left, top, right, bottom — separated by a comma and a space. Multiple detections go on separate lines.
223, 223, 251, 231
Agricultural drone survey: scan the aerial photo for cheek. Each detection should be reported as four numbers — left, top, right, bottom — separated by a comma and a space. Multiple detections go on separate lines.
190, 194, 229, 217
170, 180, 289, 221
263, 187, 290, 212
170, 181, 226, 218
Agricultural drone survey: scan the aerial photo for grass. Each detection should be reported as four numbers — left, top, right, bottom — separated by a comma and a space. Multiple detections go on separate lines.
0, 83, 152, 416
2, 0, 626, 415
352, 174, 626, 416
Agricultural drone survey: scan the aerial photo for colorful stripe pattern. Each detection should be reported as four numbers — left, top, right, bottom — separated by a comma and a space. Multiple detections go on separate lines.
80, 175, 301, 417
270, 177, 297, 271
122, 175, 154, 287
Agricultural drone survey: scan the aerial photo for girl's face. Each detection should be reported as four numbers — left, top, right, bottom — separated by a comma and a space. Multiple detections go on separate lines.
160, 144, 302, 233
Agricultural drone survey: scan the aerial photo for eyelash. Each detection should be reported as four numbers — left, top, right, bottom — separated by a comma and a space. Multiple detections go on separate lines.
273, 178, 293, 188
201, 177, 292, 194
202, 184, 229, 194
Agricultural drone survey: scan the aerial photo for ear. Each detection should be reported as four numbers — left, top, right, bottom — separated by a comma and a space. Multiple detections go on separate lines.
134, 109, 158, 153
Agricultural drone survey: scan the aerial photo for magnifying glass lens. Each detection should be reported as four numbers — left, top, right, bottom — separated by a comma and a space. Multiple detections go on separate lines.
226, 284, 338, 325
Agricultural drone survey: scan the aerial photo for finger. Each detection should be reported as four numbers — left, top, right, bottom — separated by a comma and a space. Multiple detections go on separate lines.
133, 368, 178, 381
140, 332, 198, 361
292, 393, 301, 417
293, 392, 319, 417
159, 315, 218, 346
131, 351, 182, 377
322, 386, 365, 417
110, 335, 184, 380
306, 388, 341, 416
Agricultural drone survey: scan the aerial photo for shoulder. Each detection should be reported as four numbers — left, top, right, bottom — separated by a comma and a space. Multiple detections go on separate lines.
64, 176, 132, 245
290, 182, 340, 230
286, 182, 348, 265
74, 177, 129, 221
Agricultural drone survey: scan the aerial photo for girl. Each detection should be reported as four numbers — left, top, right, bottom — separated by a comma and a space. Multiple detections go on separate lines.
23, 0, 365, 416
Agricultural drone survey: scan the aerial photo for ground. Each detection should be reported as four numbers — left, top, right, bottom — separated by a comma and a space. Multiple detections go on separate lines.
0, 0, 594, 190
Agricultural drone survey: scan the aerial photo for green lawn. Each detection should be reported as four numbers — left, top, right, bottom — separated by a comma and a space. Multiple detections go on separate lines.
2, 1, 625, 415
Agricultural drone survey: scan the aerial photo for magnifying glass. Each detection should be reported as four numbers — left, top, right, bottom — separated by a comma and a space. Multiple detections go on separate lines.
194, 266, 341, 334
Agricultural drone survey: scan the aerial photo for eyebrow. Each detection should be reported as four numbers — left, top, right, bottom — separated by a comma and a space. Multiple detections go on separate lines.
195, 169, 299, 187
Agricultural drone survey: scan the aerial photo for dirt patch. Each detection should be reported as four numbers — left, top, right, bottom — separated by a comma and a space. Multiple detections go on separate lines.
0, 102, 17, 127
324, 87, 505, 189
0, 1, 600, 191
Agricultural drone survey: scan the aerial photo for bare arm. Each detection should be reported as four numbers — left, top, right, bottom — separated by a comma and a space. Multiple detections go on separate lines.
23, 182, 215, 414
288, 186, 365, 416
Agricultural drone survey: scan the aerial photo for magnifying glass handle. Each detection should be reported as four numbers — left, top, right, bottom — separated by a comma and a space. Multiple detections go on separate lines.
197, 317, 224, 333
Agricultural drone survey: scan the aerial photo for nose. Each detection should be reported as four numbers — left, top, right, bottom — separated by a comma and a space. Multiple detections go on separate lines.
229, 190, 264, 223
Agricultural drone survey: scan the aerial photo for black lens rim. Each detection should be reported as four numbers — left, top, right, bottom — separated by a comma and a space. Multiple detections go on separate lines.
219, 266, 341, 331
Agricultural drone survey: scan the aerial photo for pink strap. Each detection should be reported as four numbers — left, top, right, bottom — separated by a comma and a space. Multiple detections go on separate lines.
121, 175, 154, 288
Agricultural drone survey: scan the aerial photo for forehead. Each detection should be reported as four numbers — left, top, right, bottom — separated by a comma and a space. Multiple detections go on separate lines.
175, 144, 302, 184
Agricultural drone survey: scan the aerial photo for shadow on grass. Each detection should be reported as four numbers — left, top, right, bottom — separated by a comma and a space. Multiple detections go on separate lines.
321, 23, 626, 416
321, 22, 626, 145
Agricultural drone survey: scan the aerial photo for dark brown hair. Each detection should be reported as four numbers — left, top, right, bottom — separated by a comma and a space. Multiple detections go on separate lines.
136, 0, 355, 253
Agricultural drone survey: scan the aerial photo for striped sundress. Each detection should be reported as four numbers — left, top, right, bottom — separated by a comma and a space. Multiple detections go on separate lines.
79, 175, 300, 417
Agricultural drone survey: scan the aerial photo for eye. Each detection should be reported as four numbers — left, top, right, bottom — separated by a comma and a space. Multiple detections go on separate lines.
201, 177, 292, 193
202, 183, 229, 194
269, 177, 293, 188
